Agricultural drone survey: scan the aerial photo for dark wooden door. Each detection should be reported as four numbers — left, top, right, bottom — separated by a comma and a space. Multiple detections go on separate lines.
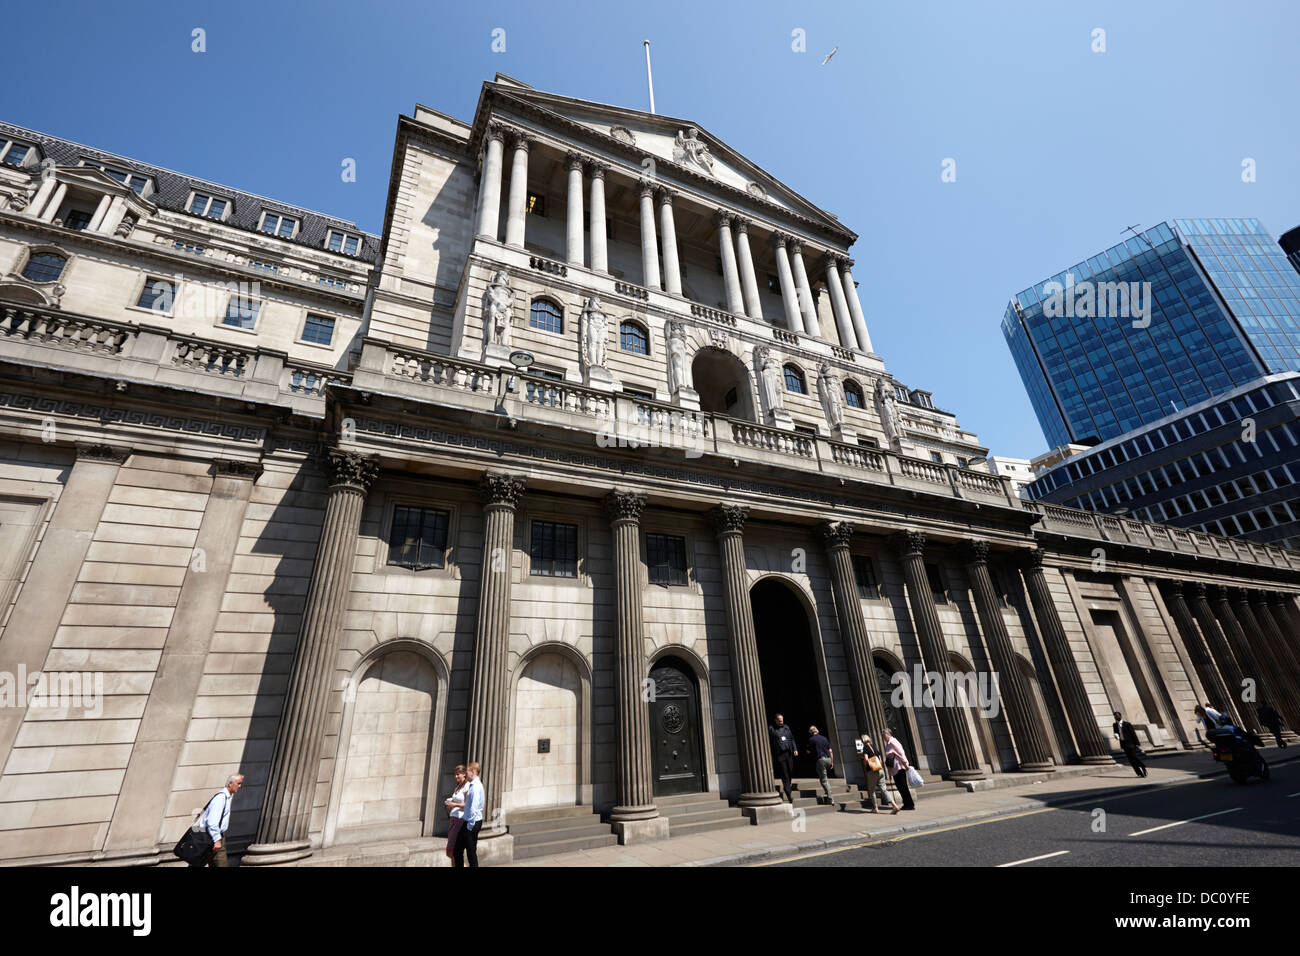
649, 660, 703, 796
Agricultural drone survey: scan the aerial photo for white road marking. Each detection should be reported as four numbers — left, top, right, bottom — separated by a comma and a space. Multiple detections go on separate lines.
1286, 792, 1300, 798
1128, 807, 1242, 836
996, 850, 1069, 867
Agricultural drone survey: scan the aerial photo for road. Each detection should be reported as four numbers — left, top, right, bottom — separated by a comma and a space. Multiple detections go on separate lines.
765, 750, 1300, 867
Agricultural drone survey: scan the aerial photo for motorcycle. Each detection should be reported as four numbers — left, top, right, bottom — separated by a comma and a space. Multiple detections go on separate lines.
1203, 725, 1270, 784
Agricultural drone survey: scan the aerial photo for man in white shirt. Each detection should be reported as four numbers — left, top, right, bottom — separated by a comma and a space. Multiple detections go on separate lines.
193, 773, 243, 867
455, 762, 485, 868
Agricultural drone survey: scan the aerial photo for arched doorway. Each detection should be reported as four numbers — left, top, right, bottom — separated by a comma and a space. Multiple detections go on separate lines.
509, 651, 582, 809
647, 657, 705, 796
692, 347, 755, 421
751, 577, 829, 778
874, 652, 918, 763
950, 651, 1003, 774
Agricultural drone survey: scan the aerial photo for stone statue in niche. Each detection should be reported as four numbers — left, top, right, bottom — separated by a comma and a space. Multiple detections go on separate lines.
818, 362, 844, 427
666, 320, 691, 393
581, 296, 608, 369
482, 270, 513, 348
755, 345, 783, 413
876, 377, 902, 449
673, 127, 715, 176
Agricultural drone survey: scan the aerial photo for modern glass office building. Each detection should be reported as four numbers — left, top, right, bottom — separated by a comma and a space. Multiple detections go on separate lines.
1003, 219, 1300, 449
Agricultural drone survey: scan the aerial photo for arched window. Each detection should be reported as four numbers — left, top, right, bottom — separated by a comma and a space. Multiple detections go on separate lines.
529, 298, 563, 334
843, 380, 864, 408
620, 320, 648, 355
783, 364, 806, 394
22, 251, 67, 284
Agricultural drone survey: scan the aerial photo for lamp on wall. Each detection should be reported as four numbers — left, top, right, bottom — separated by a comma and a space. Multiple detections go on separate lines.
506, 350, 534, 392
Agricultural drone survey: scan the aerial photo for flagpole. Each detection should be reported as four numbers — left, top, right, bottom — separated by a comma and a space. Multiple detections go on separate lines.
644, 40, 656, 114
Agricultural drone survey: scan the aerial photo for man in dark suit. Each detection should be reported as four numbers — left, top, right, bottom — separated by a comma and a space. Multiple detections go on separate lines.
1257, 704, 1286, 748
769, 713, 798, 802
1113, 711, 1147, 777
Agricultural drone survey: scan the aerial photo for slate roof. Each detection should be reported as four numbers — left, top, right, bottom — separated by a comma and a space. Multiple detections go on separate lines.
0, 120, 380, 262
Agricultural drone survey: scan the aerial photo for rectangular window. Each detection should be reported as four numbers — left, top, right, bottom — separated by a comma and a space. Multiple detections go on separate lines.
301, 314, 335, 346
318, 275, 348, 288
925, 563, 947, 600
188, 192, 229, 219
326, 230, 362, 256
174, 240, 205, 255
646, 533, 688, 586
260, 212, 298, 238
530, 521, 578, 577
249, 259, 279, 273
929, 451, 943, 463
0, 140, 33, 166
387, 506, 449, 569
91, 164, 151, 195
64, 208, 93, 231
851, 554, 879, 598
136, 277, 175, 313
526, 192, 546, 216
223, 296, 260, 329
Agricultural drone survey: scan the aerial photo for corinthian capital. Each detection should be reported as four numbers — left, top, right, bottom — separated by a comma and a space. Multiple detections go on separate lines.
327, 452, 379, 492
821, 520, 854, 550
586, 160, 609, 180
508, 130, 533, 152
484, 121, 509, 144
710, 503, 748, 536
959, 539, 991, 566
566, 150, 585, 172
605, 489, 646, 524
771, 231, 791, 249
638, 177, 657, 198
479, 472, 526, 508
713, 209, 734, 229
733, 217, 751, 235
892, 530, 926, 559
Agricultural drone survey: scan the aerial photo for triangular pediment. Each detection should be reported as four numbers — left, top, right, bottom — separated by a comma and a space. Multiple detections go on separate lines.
490, 84, 853, 241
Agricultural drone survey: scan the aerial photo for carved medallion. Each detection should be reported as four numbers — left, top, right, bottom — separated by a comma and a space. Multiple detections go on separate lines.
610, 125, 636, 146
661, 704, 685, 735
746, 181, 767, 198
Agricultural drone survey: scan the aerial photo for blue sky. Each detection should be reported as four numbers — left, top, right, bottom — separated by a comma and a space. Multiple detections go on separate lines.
6, 0, 1298, 457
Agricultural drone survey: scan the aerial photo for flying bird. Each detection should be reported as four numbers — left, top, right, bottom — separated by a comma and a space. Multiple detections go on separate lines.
821, 47, 838, 66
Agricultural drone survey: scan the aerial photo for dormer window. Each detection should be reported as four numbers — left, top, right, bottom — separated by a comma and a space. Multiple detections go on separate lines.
85, 162, 153, 196
894, 385, 909, 403
259, 211, 299, 239
326, 230, 361, 256
188, 191, 230, 220
0, 140, 36, 168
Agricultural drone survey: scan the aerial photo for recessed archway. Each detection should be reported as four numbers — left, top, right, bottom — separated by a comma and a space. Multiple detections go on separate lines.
691, 346, 755, 421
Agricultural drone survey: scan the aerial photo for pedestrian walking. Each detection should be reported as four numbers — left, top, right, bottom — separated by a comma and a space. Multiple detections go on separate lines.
769, 713, 799, 802
444, 765, 470, 859
882, 728, 915, 810
1112, 711, 1148, 777
454, 761, 485, 868
860, 733, 900, 814
191, 773, 243, 867
806, 725, 835, 805
1257, 704, 1286, 748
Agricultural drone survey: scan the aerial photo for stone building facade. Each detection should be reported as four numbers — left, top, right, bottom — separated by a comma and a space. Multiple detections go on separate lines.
2, 76, 1300, 866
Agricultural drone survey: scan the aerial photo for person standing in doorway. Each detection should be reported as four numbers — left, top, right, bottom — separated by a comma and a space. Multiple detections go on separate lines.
1112, 711, 1148, 777
807, 726, 834, 805
769, 713, 799, 802
455, 761, 485, 868
882, 728, 915, 810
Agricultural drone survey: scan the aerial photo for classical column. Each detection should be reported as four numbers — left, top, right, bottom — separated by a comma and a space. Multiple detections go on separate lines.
716, 212, 746, 315
605, 491, 667, 842
503, 132, 531, 248
772, 233, 804, 334
244, 452, 378, 865
0, 443, 129, 775
564, 151, 584, 267
960, 540, 1054, 771
1164, 582, 1233, 721
1189, 582, 1253, 729
788, 241, 822, 337
892, 531, 986, 780
42, 182, 68, 222
464, 472, 527, 837
1267, 592, 1300, 655
28, 174, 59, 218
711, 505, 783, 814
87, 192, 113, 232
824, 253, 858, 352
734, 218, 764, 320
1258, 593, 1300, 695
1020, 549, 1113, 763
657, 188, 682, 295
1230, 589, 1300, 731
821, 522, 889, 743
637, 179, 660, 289
840, 259, 874, 353
1209, 587, 1268, 717
587, 162, 609, 273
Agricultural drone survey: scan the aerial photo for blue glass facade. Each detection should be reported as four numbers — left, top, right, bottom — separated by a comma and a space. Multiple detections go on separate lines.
1003, 219, 1300, 447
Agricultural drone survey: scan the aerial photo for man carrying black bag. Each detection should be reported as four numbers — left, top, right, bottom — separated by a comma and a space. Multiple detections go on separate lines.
175, 773, 243, 866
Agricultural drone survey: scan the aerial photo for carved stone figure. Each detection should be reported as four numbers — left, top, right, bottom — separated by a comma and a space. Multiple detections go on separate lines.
666, 320, 691, 393
115, 216, 136, 238
818, 362, 844, 427
672, 127, 715, 175
581, 296, 608, 369
756, 346, 783, 413
876, 378, 902, 449
482, 270, 513, 347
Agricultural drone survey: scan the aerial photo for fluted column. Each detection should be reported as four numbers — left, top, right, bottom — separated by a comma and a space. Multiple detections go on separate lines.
789, 241, 822, 337
893, 531, 985, 780
503, 133, 531, 248
657, 189, 682, 295
244, 453, 378, 865
711, 505, 782, 808
772, 233, 804, 334
605, 492, 660, 828
565, 151, 584, 266
824, 253, 857, 352
1210, 587, 1268, 717
822, 523, 889, 745
734, 218, 763, 320
1230, 589, 1300, 731
464, 472, 526, 833
588, 162, 609, 273
961, 541, 1054, 771
840, 259, 873, 353
637, 179, 660, 289
1267, 592, 1300, 662
1190, 582, 1253, 729
1021, 549, 1113, 763
716, 212, 745, 315
1258, 593, 1300, 697
1164, 581, 1233, 720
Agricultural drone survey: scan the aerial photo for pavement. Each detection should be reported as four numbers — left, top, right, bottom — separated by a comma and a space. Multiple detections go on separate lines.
505, 744, 1300, 867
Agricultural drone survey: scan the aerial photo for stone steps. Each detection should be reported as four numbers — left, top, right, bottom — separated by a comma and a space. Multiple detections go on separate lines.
507, 805, 618, 860
658, 791, 750, 837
